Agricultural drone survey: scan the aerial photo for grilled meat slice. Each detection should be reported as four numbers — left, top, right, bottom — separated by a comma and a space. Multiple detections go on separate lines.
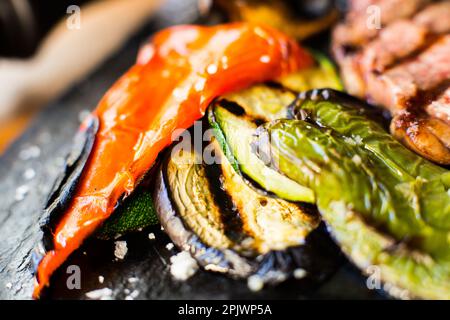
366, 35, 450, 112
359, 20, 428, 74
414, 1, 450, 33
332, 0, 430, 49
425, 87, 450, 124
391, 110, 450, 165
332, 0, 450, 164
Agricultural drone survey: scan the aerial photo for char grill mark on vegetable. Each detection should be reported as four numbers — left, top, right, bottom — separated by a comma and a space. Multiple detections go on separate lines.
155, 76, 344, 285
153, 134, 336, 284
208, 101, 316, 203
253, 88, 450, 299
33, 23, 313, 298
332, 0, 450, 164
206, 52, 342, 202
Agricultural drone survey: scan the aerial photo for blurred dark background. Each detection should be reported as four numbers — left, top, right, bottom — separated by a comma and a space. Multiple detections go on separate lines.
0, 0, 340, 153
0, 0, 91, 57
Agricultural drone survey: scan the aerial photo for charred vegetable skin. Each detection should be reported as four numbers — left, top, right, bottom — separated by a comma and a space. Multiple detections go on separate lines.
37, 113, 159, 242
155, 58, 343, 286
154, 139, 340, 284
254, 89, 450, 299
207, 52, 342, 201
208, 98, 315, 203
38, 115, 99, 253
33, 23, 313, 298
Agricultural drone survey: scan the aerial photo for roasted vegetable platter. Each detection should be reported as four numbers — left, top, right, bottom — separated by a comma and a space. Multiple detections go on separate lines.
0, 20, 373, 301
1, 0, 449, 300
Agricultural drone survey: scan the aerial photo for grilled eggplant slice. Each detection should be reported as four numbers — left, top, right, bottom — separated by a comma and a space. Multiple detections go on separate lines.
253, 89, 450, 299
154, 140, 339, 284
154, 147, 252, 277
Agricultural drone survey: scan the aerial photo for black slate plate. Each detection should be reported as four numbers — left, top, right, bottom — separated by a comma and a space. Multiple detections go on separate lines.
0, 3, 384, 300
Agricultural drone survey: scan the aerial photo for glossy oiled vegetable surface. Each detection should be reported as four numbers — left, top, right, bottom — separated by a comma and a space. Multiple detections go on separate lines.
254, 90, 450, 299
0, 17, 379, 300
208, 53, 341, 202
33, 23, 313, 298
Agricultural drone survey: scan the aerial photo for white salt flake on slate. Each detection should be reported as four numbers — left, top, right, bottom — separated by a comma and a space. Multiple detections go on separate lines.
19, 145, 41, 160
85, 288, 113, 300
15, 185, 29, 201
128, 277, 139, 284
166, 242, 174, 250
23, 168, 36, 180
148, 233, 156, 240
293, 268, 307, 279
98, 276, 104, 284
170, 251, 198, 281
125, 289, 140, 300
78, 109, 91, 123
114, 241, 128, 260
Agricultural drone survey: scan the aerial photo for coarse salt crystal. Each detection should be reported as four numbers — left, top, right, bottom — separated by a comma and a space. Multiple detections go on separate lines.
114, 241, 128, 260
170, 251, 198, 281
78, 110, 91, 123
98, 276, 104, 284
128, 277, 139, 284
125, 289, 140, 300
85, 288, 113, 300
19, 145, 40, 160
23, 168, 36, 180
15, 185, 29, 201
148, 233, 156, 240
293, 268, 307, 279
166, 243, 174, 250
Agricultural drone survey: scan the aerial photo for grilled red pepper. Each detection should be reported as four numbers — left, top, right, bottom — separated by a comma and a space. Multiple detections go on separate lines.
33, 22, 313, 298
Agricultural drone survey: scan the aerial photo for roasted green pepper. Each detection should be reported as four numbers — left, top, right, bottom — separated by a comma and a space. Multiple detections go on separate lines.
253, 89, 450, 299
